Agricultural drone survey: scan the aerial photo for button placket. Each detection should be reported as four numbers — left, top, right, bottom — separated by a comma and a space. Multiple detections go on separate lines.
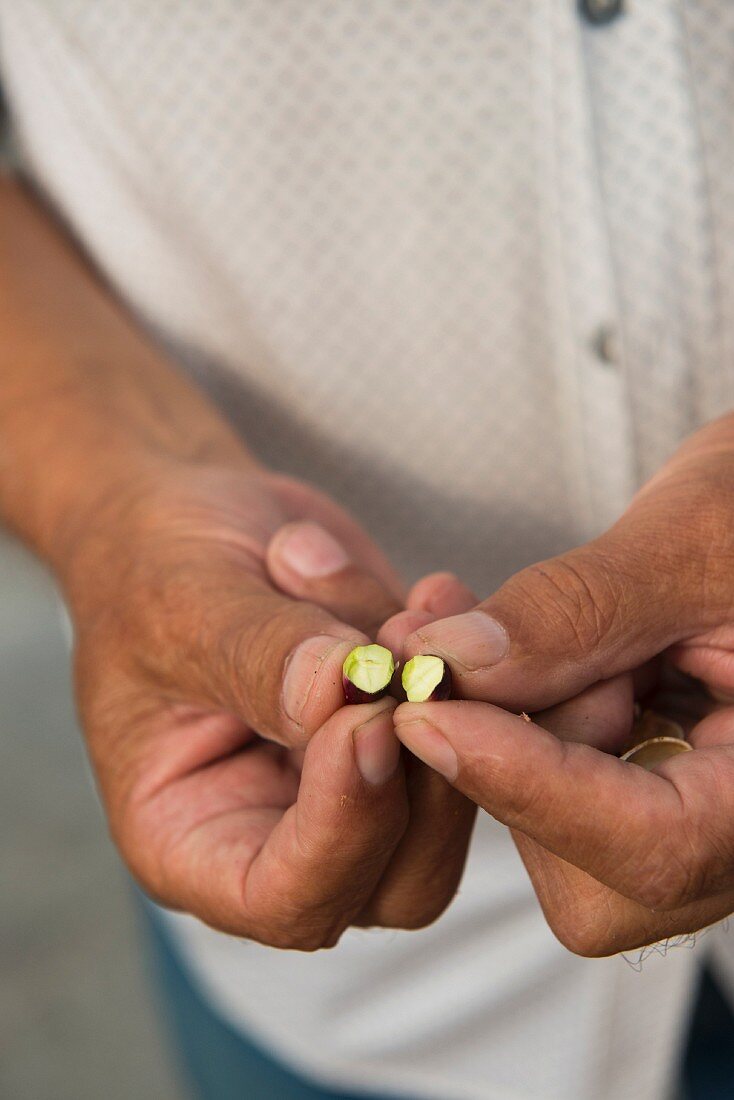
590, 323, 621, 369
538, 3, 636, 537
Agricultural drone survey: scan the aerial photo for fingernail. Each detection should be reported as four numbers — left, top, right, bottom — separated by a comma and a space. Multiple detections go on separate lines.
417, 611, 509, 672
278, 523, 350, 578
353, 713, 401, 786
394, 719, 458, 782
282, 634, 354, 726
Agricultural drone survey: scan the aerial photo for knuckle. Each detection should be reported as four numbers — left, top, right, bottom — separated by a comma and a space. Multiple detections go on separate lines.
362, 873, 462, 932
262, 917, 342, 952
247, 885, 348, 951
393, 893, 457, 931
379, 893, 456, 932
508, 552, 623, 661
215, 597, 287, 735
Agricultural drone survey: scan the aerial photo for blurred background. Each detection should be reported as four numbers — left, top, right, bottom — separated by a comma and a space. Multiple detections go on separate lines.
0, 530, 182, 1100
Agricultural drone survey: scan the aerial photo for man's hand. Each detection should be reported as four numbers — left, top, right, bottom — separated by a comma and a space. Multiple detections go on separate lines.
0, 179, 479, 949
68, 463, 476, 946
395, 413, 734, 956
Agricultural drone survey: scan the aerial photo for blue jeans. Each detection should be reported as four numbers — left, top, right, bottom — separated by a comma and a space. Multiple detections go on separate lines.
138, 900, 410, 1100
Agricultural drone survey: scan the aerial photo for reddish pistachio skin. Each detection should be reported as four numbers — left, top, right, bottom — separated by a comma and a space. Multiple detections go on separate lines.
401, 654, 453, 703
342, 676, 390, 706
391, 662, 407, 702
427, 660, 452, 702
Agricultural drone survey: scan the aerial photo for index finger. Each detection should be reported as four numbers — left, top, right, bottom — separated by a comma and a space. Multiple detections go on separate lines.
512, 830, 734, 956
394, 700, 734, 910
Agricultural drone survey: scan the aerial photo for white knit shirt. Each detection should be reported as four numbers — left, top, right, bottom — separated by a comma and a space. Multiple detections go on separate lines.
3, 3, 734, 1098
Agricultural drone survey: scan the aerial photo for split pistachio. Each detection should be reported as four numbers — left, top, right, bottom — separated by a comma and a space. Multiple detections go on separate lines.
342, 644, 395, 704
401, 654, 452, 703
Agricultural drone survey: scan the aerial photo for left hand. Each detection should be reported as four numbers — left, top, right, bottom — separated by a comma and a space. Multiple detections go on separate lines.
67, 459, 477, 946
394, 412, 734, 955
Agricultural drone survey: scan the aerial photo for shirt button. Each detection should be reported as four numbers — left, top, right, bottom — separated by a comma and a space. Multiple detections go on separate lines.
579, 0, 625, 26
590, 324, 621, 367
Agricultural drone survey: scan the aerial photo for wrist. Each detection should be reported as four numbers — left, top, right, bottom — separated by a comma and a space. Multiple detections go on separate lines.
24, 423, 261, 600
0, 178, 260, 577
1, 348, 258, 583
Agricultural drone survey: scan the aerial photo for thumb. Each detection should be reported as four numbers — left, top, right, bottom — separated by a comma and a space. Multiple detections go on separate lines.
404, 516, 715, 711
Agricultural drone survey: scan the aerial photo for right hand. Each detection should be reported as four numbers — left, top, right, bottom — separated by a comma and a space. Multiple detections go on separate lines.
64, 461, 476, 947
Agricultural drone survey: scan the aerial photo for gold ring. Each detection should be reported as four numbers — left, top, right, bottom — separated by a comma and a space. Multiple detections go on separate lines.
619, 709, 692, 770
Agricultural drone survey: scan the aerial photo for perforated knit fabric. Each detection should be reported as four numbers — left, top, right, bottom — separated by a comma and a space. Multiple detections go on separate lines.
2, 3, 734, 1098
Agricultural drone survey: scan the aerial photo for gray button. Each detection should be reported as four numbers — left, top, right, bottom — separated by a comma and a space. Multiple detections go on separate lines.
591, 324, 621, 367
579, 0, 625, 26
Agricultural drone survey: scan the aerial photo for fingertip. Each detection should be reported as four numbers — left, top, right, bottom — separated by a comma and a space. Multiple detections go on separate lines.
268, 521, 403, 638
377, 609, 435, 656
344, 694, 398, 730
407, 572, 478, 616
282, 631, 369, 744
394, 699, 433, 726
352, 704, 402, 786
405, 611, 510, 672
391, 711, 459, 783
267, 520, 350, 587
300, 696, 398, 778
305, 679, 397, 748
